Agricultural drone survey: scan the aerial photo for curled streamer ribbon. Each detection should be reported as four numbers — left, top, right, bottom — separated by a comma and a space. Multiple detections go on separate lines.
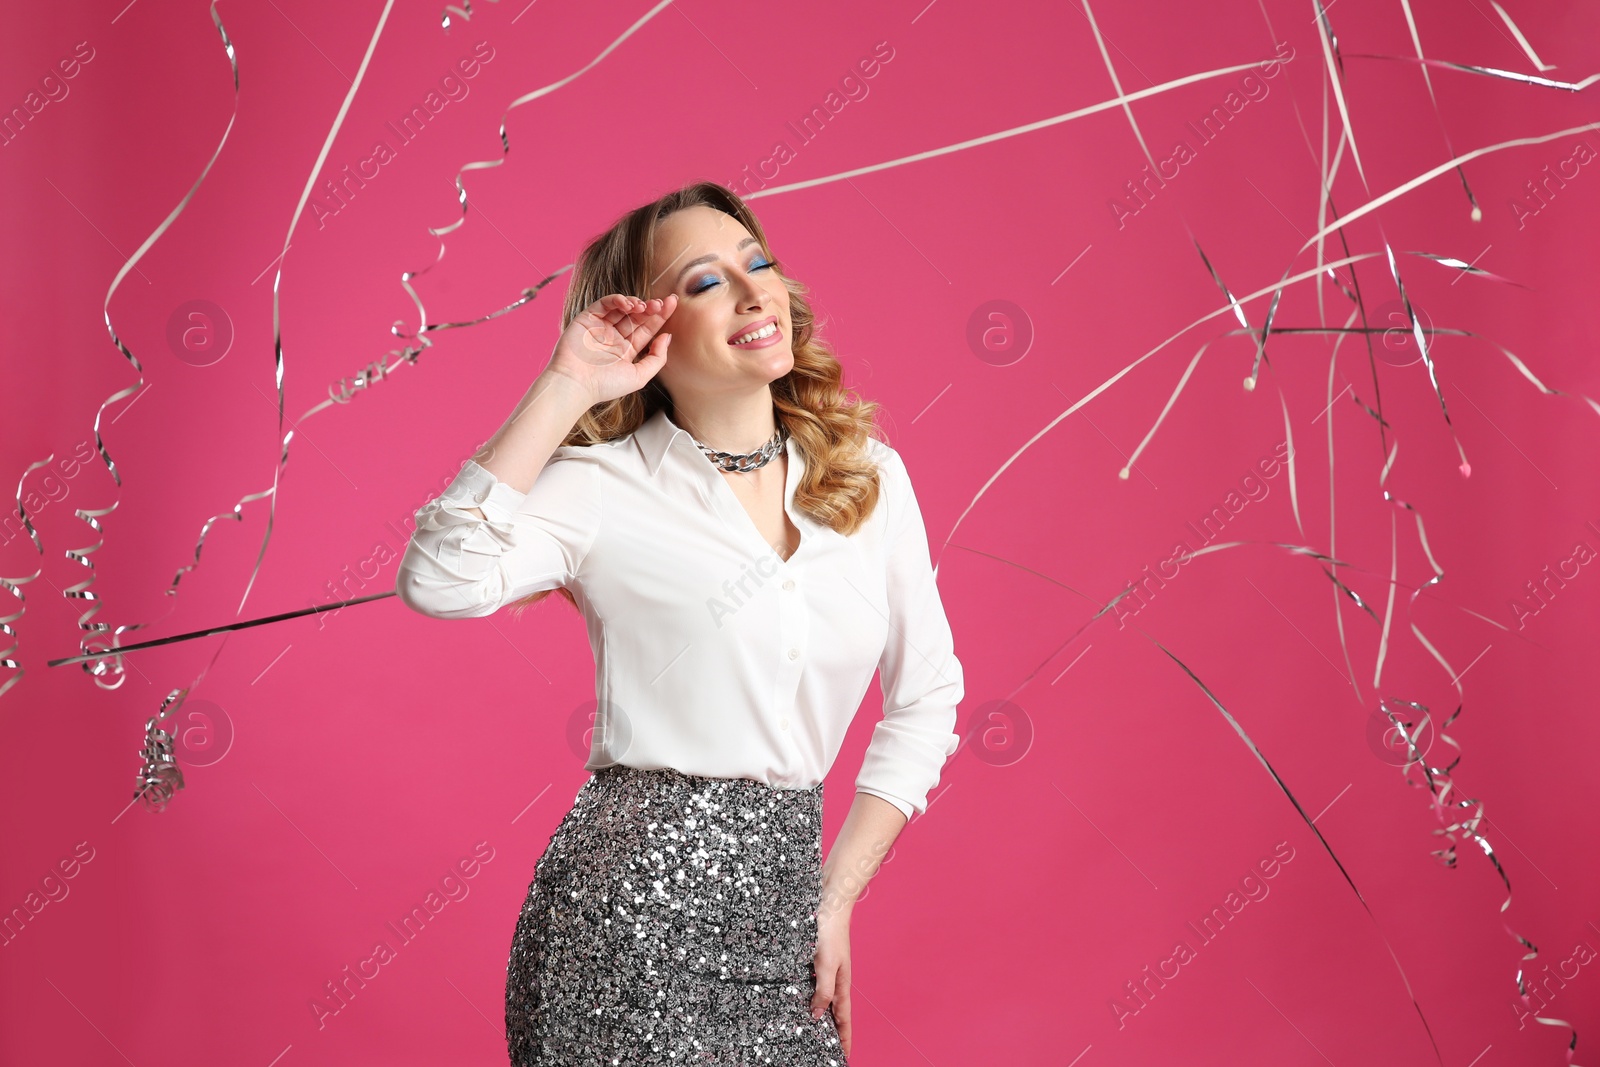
209, 0, 679, 603
35, 14, 1291, 699
80, 0, 677, 666
308, 271, 569, 416
1147, 634, 1448, 1064
0, 457, 59, 702
1380, 694, 1584, 1052
386, 0, 677, 363
440, 0, 497, 33
37, 29, 1322, 694
20, 13, 1589, 1059
68, 0, 678, 681
1305, 14, 1584, 1056
43, 0, 396, 704
134, 689, 187, 812
133, 637, 232, 811
47, 1, 680, 808
227, 0, 398, 620
910, 5, 1596, 1059
58, 4, 239, 693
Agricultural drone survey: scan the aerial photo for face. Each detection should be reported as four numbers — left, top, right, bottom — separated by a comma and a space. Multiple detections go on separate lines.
643, 205, 794, 402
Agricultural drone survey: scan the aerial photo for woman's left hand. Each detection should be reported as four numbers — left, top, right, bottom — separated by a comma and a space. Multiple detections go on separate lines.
811, 903, 853, 1055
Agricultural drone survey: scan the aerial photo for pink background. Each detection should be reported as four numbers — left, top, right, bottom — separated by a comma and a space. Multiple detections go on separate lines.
4, 1, 1599, 1064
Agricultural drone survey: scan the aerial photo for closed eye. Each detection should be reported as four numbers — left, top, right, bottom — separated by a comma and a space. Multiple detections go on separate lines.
689, 258, 774, 295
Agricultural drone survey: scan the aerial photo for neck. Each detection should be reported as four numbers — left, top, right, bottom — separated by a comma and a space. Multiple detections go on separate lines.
671, 388, 780, 454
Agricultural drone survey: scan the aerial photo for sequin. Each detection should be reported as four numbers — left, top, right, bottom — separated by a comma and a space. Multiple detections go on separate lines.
506, 764, 847, 1065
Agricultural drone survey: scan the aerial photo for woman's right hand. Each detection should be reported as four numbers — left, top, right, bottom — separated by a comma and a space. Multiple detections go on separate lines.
543, 293, 677, 408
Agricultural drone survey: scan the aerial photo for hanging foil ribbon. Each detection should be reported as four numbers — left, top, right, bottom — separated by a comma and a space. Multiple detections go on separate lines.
30, 29, 1349, 695
440, 0, 498, 34
306, 272, 569, 417
132, 637, 232, 812
233, 0, 398, 618
1305, 13, 1586, 1056
134, 688, 187, 813
69, 0, 675, 690
385, 0, 677, 364
54, 2, 682, 816
55, 0, 399, 709
12, 10, 1591, 1060
1147, 634, 1447, 1064
895, 7, 1598, 1059
0, 456, 58, 703
61, 3, 240, 693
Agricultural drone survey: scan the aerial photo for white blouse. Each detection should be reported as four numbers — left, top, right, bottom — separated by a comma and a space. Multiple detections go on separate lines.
395, 406, 964, 819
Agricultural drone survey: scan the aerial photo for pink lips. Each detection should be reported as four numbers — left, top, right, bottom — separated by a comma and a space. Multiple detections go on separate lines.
728, 315, 780, 348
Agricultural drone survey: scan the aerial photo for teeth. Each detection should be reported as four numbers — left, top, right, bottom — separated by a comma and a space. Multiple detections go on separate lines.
731, 323, 777, 345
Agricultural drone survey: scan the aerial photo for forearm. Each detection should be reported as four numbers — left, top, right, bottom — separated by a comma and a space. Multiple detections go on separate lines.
468, 371, 594, 504
819, 791, 908, 921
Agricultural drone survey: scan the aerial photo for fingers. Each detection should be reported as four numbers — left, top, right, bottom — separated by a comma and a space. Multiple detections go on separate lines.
631, 331, 670, 376
589, 294, 674, 355
834, 982, 852, 1054
632, 295, 676, 336
593, 293, 637, 326
810, 975, 833, 1021
810, 948, 833, 1019
625, 298, 676, 353
598, 293, 675, 326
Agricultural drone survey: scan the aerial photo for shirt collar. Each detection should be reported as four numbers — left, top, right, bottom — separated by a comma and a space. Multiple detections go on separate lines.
634, 406, 797, 480
634, 406, 691, 477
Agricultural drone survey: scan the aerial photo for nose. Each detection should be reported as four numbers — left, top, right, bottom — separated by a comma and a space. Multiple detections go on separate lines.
731, 265, 769, 310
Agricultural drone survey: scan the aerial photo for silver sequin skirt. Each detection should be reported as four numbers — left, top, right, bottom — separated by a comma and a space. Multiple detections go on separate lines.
505, 763, 848, 1066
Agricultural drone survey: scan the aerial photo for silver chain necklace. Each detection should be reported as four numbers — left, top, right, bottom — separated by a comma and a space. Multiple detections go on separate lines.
693, 424, 787, 473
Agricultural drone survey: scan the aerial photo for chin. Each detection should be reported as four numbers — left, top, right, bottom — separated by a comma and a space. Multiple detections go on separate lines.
762, 350, 797, 379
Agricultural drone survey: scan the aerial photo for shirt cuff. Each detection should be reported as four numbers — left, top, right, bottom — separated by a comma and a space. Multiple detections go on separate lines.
417, 460, 525, 538
855, 787, 915, 821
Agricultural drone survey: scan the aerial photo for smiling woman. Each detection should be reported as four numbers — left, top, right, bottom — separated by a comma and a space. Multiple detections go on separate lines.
395, 179, 966, 1066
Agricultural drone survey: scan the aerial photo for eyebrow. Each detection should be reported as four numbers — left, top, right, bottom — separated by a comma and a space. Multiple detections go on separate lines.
672, 236, 761, 286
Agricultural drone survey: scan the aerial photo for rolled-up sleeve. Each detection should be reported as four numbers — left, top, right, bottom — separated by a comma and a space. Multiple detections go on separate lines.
854, 448, 964, 820
396, 449, 601, 620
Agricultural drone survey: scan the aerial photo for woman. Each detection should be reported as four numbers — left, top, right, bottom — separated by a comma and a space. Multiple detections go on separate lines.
396, 181, 964, 1065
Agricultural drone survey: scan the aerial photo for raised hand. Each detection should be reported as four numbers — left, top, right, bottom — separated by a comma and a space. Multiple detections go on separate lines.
544, 293, 677, 407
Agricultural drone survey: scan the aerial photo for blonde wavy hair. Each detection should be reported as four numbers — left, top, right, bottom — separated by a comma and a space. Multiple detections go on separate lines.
510, 180, 888, 618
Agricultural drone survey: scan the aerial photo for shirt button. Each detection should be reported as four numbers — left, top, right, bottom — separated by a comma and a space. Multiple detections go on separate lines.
787, 648, 799, 660
782, 579, 795, 590
779, 716, 790, 731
